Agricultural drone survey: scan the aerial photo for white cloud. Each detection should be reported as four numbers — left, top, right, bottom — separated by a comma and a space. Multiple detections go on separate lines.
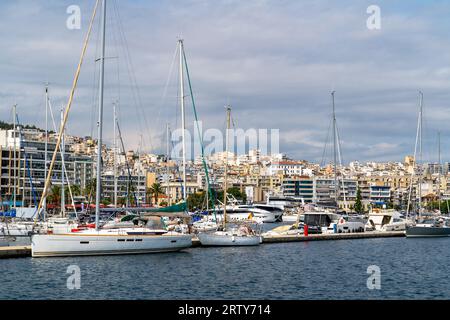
1, 0, 450, 163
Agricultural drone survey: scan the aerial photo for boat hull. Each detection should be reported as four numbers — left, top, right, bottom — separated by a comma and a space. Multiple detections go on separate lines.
406, 226, 450, 238
206, 212, 278, 223
281, 215, 299, 222
197, 232, 261, 246
31, 233, 193, 257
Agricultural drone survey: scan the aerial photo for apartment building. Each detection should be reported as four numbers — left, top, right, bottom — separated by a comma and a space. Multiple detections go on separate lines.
0, 129, 94, 207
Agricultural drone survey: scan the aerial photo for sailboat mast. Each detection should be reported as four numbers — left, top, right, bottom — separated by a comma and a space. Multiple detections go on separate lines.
113, 102, 118, 208
60, 108, 65, 217
418, 91, 423, 216
166, 123, 171, 206
44, 85, 49, 215
438, 131, 441, 213
331, 91, 338, 212
178, 39, 187, 201
13, 104, 17, 209
95, 0, 107, 230
137, 134, 142, 206
223, 106, 231, 226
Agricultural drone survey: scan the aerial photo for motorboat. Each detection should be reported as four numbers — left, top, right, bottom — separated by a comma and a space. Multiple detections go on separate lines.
365, 209, 407, 232
199, 204, 280, 224
302, 211, 365, 234
239, 204, 283, 222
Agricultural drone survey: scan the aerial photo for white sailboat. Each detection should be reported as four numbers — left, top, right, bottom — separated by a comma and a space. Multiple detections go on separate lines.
31, 0, 192, 257
406, 94, 450, 238
197, 106, 262, 246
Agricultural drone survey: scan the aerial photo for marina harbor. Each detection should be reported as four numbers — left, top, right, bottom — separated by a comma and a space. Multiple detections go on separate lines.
1, 0, 450, 303
0, 231, 406, 259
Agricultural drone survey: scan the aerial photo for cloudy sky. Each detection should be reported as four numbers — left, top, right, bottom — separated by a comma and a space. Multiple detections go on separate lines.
1, 0, 450, 164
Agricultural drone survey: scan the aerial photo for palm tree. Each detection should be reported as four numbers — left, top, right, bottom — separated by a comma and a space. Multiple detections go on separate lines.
146, 188, 153, 205
83, 179, 96, 203
48, 185, 61, 207
149, 182, 164, 206
64, 184, 82, 201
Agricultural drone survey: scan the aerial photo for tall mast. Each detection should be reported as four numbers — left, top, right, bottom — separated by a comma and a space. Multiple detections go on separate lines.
223, 106, 231, 226
13, 104, 17, 209
113, 102, 118, 208
60, 108, 65, 217
166, 123, 171, 206
178, 39, 187, 201
418, 91, 423, 216
44, 85, 49, 216
331, 91, 338, 212
438, 131, 441, 213
95, 0, 107, 230
137, 134, 143, 206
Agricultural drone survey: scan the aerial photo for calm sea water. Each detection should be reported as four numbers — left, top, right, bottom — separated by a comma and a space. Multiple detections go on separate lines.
1, 235, 450, 300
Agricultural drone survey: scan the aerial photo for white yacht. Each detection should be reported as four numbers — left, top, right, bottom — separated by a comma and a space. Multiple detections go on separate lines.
404, 93, 450, 238
365, 210, 407, 232
238, 204, 283, 222
197, 204, 281, 224
197, 224, 262, 246
32, 228, 192, 257
31, 1, 193, 257
0, 220, 48, 237
266, 195, 304, 211
197, 107, 262, 247
302, 211, 365, 234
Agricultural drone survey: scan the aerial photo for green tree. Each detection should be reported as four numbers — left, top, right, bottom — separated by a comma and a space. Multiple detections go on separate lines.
148, 182, 164, 205
47, 185, 61, 206
230, 187, 247, 202
128, 184, 136, 206
159, 201, 168, 207
83, 179, 96, 202
64, 184, 82, 200
354, 187, 363, 213
146, 188, 153, 205
218, 187, 247, 203
427, 200, 450, 214
187, 191, 207, 211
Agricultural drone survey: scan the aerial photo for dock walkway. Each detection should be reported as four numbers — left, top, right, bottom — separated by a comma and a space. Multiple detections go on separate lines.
0, 231, 405, 259
0, 246, 31, 259
262, 231, 404, 243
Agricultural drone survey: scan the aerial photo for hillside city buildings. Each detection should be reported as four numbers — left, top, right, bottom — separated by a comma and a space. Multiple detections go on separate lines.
1, 127, 449, 212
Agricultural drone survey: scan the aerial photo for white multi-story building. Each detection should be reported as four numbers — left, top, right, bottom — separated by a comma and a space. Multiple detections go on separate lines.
267, 161, 304, 176
0, 129, 94, 207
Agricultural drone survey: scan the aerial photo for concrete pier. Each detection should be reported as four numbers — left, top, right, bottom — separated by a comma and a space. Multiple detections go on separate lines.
0, 246, 31, 259
262, 231, 405, 243
0, 231, 405, 259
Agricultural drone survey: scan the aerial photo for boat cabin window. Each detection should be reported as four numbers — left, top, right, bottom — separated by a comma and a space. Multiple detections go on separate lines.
382, 215, 391, 226
304, 214, 331, 227
254, 206, 281, 212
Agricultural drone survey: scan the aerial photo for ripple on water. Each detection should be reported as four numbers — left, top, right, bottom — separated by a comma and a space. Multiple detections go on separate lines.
1, 237, 450, 299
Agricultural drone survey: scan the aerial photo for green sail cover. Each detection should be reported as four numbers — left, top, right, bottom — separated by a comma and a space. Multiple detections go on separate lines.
118, 202, 188, 222
146, 202, 187, 213
120, 214, 137, 222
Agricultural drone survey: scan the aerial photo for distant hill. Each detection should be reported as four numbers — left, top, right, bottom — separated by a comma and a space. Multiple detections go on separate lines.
0, 120, 42, 131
